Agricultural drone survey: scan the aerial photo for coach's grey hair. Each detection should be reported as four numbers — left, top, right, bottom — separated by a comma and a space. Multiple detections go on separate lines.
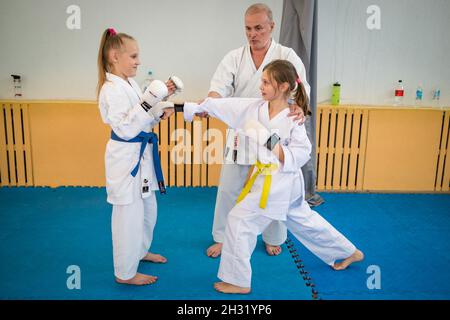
245, 3, 273, 22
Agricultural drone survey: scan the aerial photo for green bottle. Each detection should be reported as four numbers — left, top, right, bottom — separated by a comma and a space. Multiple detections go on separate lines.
331, 82, 341, 105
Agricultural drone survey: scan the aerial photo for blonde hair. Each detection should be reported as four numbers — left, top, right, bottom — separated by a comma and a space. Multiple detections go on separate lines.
263, 60, 311, 116
245, 3, 273, 22
96, 29, 135, 98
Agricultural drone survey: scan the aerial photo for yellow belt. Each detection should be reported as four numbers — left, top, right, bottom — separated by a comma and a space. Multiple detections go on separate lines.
236, 161, 278, 209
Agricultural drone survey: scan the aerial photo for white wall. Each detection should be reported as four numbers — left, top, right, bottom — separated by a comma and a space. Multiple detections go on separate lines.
1, 0, 449, 106
318, 0, 450, 106
0, 0, 282, 101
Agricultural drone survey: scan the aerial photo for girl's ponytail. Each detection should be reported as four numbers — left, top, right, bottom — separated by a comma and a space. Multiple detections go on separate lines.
97, 29, 114, 99
294, 79, 311, 116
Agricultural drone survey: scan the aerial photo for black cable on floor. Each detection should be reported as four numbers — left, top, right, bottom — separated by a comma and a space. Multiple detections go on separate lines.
285, 237, 320, 300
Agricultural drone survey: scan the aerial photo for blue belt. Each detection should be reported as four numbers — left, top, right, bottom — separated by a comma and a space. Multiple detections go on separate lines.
110, 131, 166, 194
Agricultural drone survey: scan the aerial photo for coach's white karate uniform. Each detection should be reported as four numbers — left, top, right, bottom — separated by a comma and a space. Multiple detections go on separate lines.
99, 73, 160, 280
184, 98, 356, 288
209, 39, 310, 246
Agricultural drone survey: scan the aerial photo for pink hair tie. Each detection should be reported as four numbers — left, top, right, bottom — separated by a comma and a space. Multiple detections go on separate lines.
296, 78, 302, 84
108, 28, 117, 36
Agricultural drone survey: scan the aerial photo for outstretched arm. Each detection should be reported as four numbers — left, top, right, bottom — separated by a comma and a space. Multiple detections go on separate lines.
194, 91, 222, 118
182, 98, 259, 129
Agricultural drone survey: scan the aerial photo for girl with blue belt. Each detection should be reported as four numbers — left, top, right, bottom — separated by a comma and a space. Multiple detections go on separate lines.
97, 28, 180, 285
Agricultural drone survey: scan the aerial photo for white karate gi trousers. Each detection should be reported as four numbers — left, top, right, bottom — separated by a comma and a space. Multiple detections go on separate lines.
213, 163, 287, 246
218, 200, 356, 288
111, 191, 157, 280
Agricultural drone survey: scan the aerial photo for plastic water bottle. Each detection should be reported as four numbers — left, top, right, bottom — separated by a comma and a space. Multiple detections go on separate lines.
432, 87, 441, 107
331, 82, 341, 105
394, 80, 404, 106
11, 74, 22, 98
142, 70, 154, 93
415, 85, 423, 106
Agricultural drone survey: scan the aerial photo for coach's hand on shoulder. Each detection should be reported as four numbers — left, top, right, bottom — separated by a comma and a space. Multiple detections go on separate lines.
288, 103, 306, 124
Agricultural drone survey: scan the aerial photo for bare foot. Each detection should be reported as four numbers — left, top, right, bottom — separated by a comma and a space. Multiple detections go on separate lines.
206, 242, 223, 258
333, 249, 364, 270
141, 252, 167, 263
214, 282, 251, 294
115, 273, 158, 286
265, 243, 282, 256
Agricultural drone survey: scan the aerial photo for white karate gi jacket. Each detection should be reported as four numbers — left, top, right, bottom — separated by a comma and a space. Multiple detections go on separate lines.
209, 39, 310, 99
184, 98, 312, 220
98, 73, 160, 205
209, 39, 310, 165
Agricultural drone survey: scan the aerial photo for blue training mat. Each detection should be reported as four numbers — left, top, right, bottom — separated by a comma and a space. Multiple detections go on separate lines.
0, 187, 312, 300
288, 193, 450, 300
